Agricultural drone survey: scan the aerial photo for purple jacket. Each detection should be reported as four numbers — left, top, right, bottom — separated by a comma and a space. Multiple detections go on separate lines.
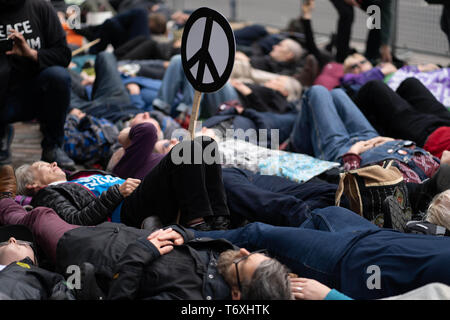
340, 67, 385, 88
387, 66, 450, 109
113, 123, 164, 180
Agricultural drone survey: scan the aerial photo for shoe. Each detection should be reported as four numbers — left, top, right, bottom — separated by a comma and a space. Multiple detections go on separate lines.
382, 187, 412, 232
210, 215, 230, 230
41, 147, 75, 170
73, 25, 101, 42
0, 125, 14, 165
141, 216, 163, 233
190, 221, 213, 232
0, 165, 17, 199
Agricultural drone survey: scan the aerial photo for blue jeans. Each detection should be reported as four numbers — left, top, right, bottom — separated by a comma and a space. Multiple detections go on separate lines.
257, 111, 297, 145
234, 24, 268, 47
73, 52, 141, 123
195, 206, 450, 299
194, 206, 378, 288
153, 55, 239, 118
289, 86, 379, 162
222, 168, 338, 227
1, 66, 71, 149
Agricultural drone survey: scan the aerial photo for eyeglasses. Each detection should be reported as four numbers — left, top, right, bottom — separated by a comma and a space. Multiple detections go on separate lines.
0, 240, 33, 248
350, 59, 368, 70
233, 249, 269, 291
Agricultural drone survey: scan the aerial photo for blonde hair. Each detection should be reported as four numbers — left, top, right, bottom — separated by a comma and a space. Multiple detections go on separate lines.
426, 190, 450, 230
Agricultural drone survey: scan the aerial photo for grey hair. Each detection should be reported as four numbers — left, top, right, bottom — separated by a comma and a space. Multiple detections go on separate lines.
241, 259, 292, 300
283, 38, 303, 62
426, 189, 450, 230
15, 164, 36, 196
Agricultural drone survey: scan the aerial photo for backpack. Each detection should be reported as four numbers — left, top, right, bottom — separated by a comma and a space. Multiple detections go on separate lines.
335, 161, 412, 230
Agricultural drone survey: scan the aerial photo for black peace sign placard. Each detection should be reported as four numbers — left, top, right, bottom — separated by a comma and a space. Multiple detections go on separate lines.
181, 7, 236, 93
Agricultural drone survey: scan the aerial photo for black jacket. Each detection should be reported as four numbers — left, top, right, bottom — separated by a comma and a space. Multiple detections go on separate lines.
250, 54, 298, 77
0, 257, 74, 300
0, 0, 71, 105
30, 180, 123, 226
55, 223, 234, 300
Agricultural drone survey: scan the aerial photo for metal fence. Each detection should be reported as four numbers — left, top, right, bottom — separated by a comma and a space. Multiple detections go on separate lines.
169, 0, 450, 58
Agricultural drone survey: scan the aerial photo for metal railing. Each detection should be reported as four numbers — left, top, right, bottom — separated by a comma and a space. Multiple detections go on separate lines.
171, 0, 449, 58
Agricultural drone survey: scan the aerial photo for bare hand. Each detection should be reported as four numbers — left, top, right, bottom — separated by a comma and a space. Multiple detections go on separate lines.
148, 227, 184, 246
366, 136, 394, 148
147, 228, 175, 255
379, 62, 397, 75
230, 79, 252, 95
69, 108, 86, 119
6, 29, 37, 61
126, 83, 141, 95
290, 278, 332, 300
418, 63, 440, 73
380, 44, 393, 63
348, 140, 373, 155
118, 178, 141, 197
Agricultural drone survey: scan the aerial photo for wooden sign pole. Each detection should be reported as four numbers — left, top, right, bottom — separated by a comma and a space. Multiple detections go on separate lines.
71, 38, 101, 57
188, 90, 203, 139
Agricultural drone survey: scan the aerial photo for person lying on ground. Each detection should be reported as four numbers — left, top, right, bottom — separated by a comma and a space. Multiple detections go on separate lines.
13, 137, 231, 231
0, 188, 292, 300
288, 85, 449, 215
107, 125, 343, 228
353, 78, 450, 152
193, 201, 450, 300
341, 53, 447, 102
152, 55, 302, 118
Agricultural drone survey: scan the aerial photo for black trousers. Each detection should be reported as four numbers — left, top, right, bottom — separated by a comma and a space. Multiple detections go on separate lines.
330, 0, 354, 63
442, 4, 450, 49
354, 78, 450, 147
114, 36, 174, 61
120, 138, 230, 228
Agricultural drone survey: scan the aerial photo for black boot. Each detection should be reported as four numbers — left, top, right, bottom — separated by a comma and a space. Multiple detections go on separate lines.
141, 216, 164, 233
0, 125, 14, 165
41, 146, 75, 170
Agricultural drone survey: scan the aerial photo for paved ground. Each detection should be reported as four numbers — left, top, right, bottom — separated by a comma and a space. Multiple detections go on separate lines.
11, 122, 42, 169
